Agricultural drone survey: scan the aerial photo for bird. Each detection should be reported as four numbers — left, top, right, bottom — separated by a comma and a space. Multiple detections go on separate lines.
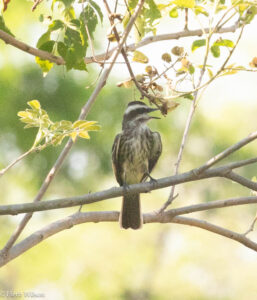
112, 101, 162, 229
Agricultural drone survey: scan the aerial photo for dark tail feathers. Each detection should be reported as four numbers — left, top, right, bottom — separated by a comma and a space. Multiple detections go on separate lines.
120, 193, 142, 230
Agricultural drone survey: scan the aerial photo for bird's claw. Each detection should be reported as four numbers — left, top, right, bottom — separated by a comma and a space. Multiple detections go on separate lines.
123, 182, 130, 194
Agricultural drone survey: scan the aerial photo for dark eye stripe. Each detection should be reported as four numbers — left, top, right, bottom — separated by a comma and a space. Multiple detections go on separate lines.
125, 107, 151, 120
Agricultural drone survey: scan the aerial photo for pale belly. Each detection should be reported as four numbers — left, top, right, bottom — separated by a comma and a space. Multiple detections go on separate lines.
121, 138, 150, 184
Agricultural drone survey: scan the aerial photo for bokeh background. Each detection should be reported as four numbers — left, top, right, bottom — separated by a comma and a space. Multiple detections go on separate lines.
0, 1, 257, 299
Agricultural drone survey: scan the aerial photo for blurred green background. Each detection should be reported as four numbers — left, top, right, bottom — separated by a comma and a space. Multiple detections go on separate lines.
0, 1, 257, 299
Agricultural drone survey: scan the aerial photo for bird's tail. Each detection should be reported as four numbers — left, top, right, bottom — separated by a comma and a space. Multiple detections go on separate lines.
120, 193, 142, 230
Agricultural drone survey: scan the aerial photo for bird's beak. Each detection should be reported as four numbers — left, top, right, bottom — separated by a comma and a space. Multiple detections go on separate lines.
147, 107, 161, 119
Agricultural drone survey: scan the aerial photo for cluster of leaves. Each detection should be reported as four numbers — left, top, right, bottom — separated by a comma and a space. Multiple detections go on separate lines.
18, 100, 100, 150
117, 45, 196, 112
192, 37, 235, 58
123, 0, 161, 41
161, 0, 257, 22
35, 0, 103, 74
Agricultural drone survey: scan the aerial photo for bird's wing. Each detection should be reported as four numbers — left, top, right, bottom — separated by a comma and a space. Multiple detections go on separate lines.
112, 133, 123, 186
148, 131, 162, 174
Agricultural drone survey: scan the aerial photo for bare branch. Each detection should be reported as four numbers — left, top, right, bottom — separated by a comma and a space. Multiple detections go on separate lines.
0, 0, 146, 256
0, 24, 240, 67
0, 148, 35, 177
195, 131, 257, 175
166, 196, 257, 217
0, 160, 256, 216
161, 22, 213, 212
1, 208, 256, 267
0, 30, 64, 65
224, 171, 257, 191
243, 215, 257, 236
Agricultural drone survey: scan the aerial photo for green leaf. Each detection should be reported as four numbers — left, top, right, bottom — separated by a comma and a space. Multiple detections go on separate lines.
57, 41, 68, 59
80, 5, 98, 36
191, 39, 206, 52
37, 31, 51, 48
72, 120, 90, 128
48, 19, 65, 31
63, 6, 76, 21
128, 0, 138, 9
17, 111, 30, 118
38, 40, 55, 53
39, 14, 44, 22
135, 15, 145, 42
194, 5, 209, 16
52, 134, 66, 146
145, 0, 161, 23
54, 120, 73, 130
243, 6, 257, 24
86, 125, 101, 131
188, 64, 195, 74
169, 7, 179, 18
207, 68, 214, 78
211, 45, 220, 57
27, 100, 41, 110
70, 131, 78, 142
88, 0, 103, 22
72, 120, 98, 129
214, 39, 234, 48
183, 94, 194, 100
35, 57, 54, 76
132, 51, 149, 64
0, 15, 14, 36
78, 131, 90, 139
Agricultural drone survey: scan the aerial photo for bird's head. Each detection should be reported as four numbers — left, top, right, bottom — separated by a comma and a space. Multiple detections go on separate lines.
122, 101, 160, 130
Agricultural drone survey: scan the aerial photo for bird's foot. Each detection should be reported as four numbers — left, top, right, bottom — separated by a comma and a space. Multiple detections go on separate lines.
146, 173, 158, 187
123, 182, 130, 194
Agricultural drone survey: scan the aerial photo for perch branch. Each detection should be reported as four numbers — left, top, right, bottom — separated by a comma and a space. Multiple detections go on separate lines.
0, 160, 256, 215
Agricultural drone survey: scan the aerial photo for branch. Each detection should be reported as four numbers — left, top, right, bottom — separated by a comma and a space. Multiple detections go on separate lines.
165, 196, 257, 217
1, 208, 256, 267
0, 148, 34, 177
0, 30, 64, 65
0, 159, 256, 216
0, 24, 240, 66
0, 0, 145, 256
161, 23, 213, 211
244, 214, 257, 236
195, 131, 257, 175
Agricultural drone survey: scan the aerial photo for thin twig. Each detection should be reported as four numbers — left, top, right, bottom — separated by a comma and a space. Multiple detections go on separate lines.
243, 215, 257, 236
159, 24, 245, 213
0, 148, 35, 177
195, 131, 257, 175
103, 0, 155, 103
160, 20, 213, 212
32, 0, 44, 11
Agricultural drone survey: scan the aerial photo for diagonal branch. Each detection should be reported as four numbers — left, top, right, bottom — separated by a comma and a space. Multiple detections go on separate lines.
0, 209, 256, 267
0, 0, 145, 257
195, 131, 257, 175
